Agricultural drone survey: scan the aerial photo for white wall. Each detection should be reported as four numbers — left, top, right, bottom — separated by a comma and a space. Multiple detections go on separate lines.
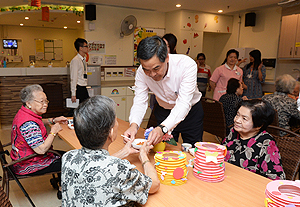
0, 25, 83, 67
84, 5, 165, 66
238, 7, 282, 58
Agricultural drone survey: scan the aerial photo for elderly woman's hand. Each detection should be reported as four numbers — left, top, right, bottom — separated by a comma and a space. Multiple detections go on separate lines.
50, 123, 63, 135
139, 141, 153, 158
54, 116, 68, 124
112, 137, 139, 159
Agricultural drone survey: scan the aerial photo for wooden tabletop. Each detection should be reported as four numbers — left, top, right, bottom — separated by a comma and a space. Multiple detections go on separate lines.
58, 118, 271, 207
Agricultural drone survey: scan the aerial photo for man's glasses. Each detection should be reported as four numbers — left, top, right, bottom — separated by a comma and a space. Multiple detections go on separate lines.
34, 99, 49, 105
82, 45, 88, 48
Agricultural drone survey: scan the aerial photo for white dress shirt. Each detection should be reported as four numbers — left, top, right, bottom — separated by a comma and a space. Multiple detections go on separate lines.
70, 53, 87, 96
129, 54, 201, 131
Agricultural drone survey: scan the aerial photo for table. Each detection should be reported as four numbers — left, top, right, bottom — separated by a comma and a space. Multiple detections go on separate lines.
58, 118, 271, 207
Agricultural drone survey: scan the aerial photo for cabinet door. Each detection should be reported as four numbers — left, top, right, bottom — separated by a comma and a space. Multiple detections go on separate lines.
294, 15, 300, 58
278, 15, 298, 58
112, 96, 126, 121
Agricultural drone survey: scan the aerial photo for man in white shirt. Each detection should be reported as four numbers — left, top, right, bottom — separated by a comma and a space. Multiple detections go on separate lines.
124, 36, 203, 146
70, 38, 89, 103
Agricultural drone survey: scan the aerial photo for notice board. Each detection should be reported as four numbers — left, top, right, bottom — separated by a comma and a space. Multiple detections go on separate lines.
35, 39, 63, 61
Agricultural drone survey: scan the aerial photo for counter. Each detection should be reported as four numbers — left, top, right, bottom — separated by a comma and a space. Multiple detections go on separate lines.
0, 67, 68, 76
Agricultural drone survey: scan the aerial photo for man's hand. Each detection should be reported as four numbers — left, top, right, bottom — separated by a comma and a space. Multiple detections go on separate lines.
123, 123, 139, 143
147, 127, 164, 145
71, 96, 77, 103
54, 116, 68, 124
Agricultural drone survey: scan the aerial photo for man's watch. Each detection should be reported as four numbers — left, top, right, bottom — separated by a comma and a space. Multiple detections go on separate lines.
158, 124, 168, 135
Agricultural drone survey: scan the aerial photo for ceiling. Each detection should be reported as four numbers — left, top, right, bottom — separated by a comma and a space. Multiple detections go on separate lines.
0, 0, 283, 29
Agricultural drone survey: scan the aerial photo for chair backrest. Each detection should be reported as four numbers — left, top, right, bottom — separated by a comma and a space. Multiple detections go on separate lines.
0, 186, 12, 207
268, 109, 280, 136
267, 125, 300, 180
201, 97, 226, 142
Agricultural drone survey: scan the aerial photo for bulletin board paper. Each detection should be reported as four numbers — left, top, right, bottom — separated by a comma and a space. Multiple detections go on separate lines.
88, 41, 106, 54
54, 39, 63, 47
105, 55, 117, 65
35, 39, 44, 53
45, 53, 53, 60
45, 47, 53, 52
45, 41, 54, 47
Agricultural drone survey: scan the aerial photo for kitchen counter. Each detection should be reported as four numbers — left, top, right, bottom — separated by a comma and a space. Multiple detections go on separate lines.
0, 67, 68, 76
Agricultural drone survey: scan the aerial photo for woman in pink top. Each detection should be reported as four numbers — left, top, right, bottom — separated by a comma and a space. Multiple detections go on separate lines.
210, 49, 243, 101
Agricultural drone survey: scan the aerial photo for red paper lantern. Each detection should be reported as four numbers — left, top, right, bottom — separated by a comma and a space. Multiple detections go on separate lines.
31, 0, 41, 7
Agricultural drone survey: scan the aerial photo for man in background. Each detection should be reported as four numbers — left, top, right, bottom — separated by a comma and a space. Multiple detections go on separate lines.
70, 38, 89, 104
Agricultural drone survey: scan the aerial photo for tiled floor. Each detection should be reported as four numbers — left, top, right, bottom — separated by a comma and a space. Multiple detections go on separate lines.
1, 122, 218, 207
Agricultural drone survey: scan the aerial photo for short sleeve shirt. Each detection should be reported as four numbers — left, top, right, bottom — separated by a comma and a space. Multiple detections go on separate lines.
62, 148, 152, 207
210, 64, 243, 101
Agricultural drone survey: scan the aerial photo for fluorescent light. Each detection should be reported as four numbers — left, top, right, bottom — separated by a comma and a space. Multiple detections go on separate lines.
64, 26, 67, 29
20, 23, 24, 26
25, 17, 29, 20
77, 20, 80, 23
176, 4, 181, 8
218, 10, 223, 13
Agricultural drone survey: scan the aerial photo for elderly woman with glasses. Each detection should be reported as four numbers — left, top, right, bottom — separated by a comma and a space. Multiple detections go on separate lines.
10, 84, 68, 196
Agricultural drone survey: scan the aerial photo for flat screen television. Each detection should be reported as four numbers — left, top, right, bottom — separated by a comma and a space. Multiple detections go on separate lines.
3, 39, 18, 49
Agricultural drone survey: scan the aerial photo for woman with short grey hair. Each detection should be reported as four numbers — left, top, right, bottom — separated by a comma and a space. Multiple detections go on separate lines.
275, 74, 296, 94
62, 95, 160, 207
11, 84, 68, 199
262, 74, 300, 133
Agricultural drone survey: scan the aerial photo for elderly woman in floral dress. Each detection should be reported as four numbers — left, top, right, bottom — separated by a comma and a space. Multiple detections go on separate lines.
222, 99, 285, 180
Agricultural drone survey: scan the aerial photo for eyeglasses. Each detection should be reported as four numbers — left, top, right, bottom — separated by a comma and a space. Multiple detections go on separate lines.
34, 99, 49, 105
81, 45, 88, 48
198, 58, 205, 61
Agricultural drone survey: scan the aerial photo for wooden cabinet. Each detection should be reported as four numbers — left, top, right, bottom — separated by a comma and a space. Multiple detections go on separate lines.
278, 14, 300, 58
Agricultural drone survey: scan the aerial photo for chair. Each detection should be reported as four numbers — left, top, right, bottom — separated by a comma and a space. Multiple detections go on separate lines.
0, 141, 61, 207
201, 97, 227, 143
0, 185, 12, 207
40, 82, 69, 118
267, 125, 300, 180
268, 109, 280, 136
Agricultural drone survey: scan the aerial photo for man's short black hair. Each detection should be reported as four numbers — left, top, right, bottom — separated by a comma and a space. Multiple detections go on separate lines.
74, 38, 87, 52
137, 36, 168, 63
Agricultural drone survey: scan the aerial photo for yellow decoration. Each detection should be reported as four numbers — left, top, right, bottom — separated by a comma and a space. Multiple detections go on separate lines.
205, 151, 218, 163
153, 142, 166, 153
288, 196, 293, 199
155, 151, 187, 186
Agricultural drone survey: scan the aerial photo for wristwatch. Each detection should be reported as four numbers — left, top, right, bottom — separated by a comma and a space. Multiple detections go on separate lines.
158, 124, 168, 135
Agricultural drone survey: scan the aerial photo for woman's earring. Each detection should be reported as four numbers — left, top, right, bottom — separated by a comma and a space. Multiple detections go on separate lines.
28, 105, 31, 109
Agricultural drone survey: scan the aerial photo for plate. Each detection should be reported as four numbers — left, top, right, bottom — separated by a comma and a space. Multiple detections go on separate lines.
132, 139, 146, 149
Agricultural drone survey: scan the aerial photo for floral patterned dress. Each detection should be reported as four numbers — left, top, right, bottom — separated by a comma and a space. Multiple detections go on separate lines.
222, 128, 286, 180
61, 148, 152, 207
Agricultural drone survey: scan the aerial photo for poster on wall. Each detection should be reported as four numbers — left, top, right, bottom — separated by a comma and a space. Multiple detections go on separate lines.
105, 55, 117, 65
133, 27, 165, 65
88, 41, 106, 54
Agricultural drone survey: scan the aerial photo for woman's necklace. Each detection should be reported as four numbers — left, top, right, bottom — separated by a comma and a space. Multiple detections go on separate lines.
247, 65, 254, 79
